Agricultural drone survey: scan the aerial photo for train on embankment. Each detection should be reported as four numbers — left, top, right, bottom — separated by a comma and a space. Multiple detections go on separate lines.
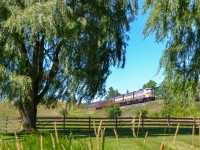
88, 88, 155, 109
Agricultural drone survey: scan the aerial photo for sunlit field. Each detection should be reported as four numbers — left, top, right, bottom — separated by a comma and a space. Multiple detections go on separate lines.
1, 126, 200, 150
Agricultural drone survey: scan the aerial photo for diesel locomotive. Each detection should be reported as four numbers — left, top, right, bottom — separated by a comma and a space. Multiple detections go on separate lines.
89, 88, 155, 109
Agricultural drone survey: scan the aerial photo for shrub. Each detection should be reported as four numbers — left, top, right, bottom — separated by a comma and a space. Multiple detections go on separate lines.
104, 104, 122, 118
149, 111, 160, 118
160, 101, 200, 117
187, 102, 200, 117
135, 108, 148, 118
60, 109, 68, 116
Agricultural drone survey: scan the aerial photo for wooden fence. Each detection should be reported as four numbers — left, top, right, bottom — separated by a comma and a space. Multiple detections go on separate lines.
36, 116, 200, 133
0, 116, 200, 133
0, 116, 21, 133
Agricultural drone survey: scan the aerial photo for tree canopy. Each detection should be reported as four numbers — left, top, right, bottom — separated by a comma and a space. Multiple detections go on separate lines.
143, 0, 200, 104
143, 80, 157, 89
0, 0, 138, 130
105, 87, 120, 99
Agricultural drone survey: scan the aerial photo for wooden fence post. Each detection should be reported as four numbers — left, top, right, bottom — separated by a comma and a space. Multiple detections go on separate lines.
194, 117, 196, 133
167, 117, 171, 132
142, 117, 144, 133
89, 116, 91, 135
63, 114, 66, 131
115, 116, 118, 130
5, 116, 8, 133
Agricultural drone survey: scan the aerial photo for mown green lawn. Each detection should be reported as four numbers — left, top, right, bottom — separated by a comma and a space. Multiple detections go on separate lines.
1, 127, 199, 150
78, 127, 200, 150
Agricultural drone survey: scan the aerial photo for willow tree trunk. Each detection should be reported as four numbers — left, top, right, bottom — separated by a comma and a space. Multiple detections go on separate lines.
18, 97, 38, 131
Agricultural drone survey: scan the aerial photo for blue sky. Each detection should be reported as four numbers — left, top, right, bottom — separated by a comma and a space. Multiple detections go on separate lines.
105, 10, 166, 94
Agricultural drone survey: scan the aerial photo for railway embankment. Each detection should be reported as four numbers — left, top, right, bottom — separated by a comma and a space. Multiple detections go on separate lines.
0, 100, 164, 118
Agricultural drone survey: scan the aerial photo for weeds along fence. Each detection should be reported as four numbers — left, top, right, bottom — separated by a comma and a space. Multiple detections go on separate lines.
0, 116, 200, 133
0, 116, 21, 133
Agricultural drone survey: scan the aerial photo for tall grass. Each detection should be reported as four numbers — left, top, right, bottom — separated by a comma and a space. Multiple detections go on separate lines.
0, 121, 200, 150
143, 131, 148, 143
14, 132, 20, 150
136, 110, 142, 137
131, 118, 137, 138
0, 131, 90, 150
173, 124, 180, 145
113, 128, 120, 145
93, 120, 106, 150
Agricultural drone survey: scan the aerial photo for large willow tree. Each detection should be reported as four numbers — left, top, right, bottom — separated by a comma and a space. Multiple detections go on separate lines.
0, 0, 137, 130
143, 0, 200, 105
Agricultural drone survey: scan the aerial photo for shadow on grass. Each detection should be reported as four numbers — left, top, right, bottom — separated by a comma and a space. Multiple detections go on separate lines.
1, 126, 198, 142
58, 126, 197, 136
0, 131, 29, 142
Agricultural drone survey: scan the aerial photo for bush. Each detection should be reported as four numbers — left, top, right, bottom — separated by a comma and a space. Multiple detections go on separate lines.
104, 104, 122, 118
135, 108, 148, 118
187, 102, 200, 117
161, 101, 200, 117
60, 109, 68, 116
149, 112, 160, 118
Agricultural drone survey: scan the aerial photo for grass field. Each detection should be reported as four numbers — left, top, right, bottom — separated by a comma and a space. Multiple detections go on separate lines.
0, 127, 200, 150
0, 100, 164, 118
0, 100, 200, 149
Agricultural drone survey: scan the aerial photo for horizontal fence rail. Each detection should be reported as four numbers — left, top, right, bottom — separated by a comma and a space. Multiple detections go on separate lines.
0, 116, 21, 133
0, 116, 200, 133
36, 117, 200, 133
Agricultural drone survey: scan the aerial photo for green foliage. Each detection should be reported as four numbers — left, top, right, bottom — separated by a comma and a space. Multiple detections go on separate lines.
156, 81, 168, 100
160, 99, 192, 117
60, 109, 69, 116
143, 80, 157, 89
66, 95, 77, 109
9, 73, 32, 98
0, 65, 5, 81
149, 111, 160, 118
143, 0, 200, 104
0, 0, 138, 128
195, 83, 200, 101
143, 80, 160, 99
161, 101, 200, 117
135, 108, 148, 118
188, 102, 200, 117
0, 0, 138, 102
104, 104, 122, 118
160, 100, 174, 117
0, 65, 5, 97
105, 87, 120, 99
